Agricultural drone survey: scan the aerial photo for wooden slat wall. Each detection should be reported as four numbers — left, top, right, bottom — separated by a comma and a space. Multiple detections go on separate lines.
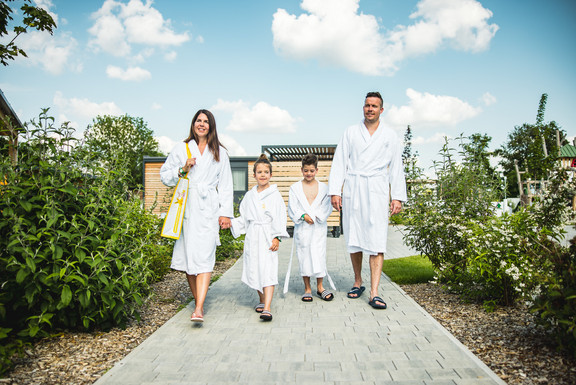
248, 160, 341, 227
144, 161, 173, 215
144, 159, 342, 227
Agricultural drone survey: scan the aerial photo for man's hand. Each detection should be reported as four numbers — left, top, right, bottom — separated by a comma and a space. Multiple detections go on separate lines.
331, 195, 342, 211
390, 200, 402, 216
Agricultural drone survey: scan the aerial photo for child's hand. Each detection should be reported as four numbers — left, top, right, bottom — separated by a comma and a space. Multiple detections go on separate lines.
304, 214, 314, 225
270, 238, 280, 251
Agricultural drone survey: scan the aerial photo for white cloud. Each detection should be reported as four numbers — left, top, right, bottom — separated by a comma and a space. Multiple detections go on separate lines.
164, 51, 177, 61
272, 0, 498, 76
211, 99, 297, 133
88, 0, 190, 58
481, 92, 497, 106
53, 91, 123, 120
16, 30, 78, 74
106, 65, 151, 81
219, 134, 247, 156
151, 102, 162, 110
383, 88, 481, 129
412, 132, 451, 145
155, 135, 177, 155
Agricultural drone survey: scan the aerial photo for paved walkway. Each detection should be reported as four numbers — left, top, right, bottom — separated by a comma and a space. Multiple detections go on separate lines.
95, 226, 505, 385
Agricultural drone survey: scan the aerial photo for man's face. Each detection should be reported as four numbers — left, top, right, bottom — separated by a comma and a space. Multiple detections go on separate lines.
363, 97, 383, 123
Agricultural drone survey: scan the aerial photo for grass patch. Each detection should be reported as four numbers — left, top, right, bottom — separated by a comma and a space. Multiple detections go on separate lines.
382, 255, 434, 284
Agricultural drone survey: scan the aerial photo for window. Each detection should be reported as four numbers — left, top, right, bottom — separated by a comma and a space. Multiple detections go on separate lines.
232, 169, 246, 191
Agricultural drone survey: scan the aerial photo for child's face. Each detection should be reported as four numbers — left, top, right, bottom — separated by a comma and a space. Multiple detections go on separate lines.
301, 164, 318, 182
254, 163, 271, 187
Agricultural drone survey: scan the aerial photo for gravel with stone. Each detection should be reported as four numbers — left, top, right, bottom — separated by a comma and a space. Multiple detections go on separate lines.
4, 259, 575, 385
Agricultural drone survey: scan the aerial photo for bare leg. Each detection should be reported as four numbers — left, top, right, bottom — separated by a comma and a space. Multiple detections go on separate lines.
262, 285, 274, 312
303, 276, 312, 294
369, 253, 386, 306
193, 272, 211, 316
186, 274, 197, 302
348, 251, 363, 297
316, 277, 324, 293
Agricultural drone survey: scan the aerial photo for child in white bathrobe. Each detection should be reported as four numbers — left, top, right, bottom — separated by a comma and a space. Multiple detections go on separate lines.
231, 154, 288, 321
287, 153, 335, 302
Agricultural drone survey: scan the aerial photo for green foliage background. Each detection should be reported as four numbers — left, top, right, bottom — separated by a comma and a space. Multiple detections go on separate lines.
0, 111, 172, 373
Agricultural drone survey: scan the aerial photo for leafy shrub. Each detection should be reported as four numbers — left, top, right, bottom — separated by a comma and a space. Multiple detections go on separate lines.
530, 235, 576, 356
0, 110, 162, 373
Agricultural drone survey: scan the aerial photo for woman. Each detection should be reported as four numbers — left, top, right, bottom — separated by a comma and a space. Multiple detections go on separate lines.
160, 109, 233, 323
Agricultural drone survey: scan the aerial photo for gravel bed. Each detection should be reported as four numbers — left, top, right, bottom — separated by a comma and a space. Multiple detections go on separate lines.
4, 262, 575, 384
401, 283, 576, 385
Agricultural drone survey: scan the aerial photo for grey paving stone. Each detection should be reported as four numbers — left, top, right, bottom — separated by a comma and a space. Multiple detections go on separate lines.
94, 233, 505, 385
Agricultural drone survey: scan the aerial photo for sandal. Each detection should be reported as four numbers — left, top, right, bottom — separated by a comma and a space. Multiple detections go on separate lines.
254, 303, 265, 313
347, 286, 365, 299
317, 290, 334, 301
301, 293, 313, 302
368, 296, 387, 309
191, 312, 204, 322
260, 310, 273, 321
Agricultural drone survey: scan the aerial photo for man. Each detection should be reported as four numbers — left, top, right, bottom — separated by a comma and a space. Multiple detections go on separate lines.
328, 91, 407, 309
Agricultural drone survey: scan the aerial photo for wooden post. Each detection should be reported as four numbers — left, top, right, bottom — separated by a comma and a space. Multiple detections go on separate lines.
514, 160, 523, 199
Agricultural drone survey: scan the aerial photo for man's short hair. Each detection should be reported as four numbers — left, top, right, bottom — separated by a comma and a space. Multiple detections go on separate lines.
366, 91, 383, 107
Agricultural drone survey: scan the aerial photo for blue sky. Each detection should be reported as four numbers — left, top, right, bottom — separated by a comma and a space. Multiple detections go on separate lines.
2, 0, 575, 175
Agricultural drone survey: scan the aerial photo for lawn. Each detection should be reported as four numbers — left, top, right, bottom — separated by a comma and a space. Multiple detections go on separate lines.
382, 255, 435, 284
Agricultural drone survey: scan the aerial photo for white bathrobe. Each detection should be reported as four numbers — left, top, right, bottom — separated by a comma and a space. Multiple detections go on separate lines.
288, 181, 333, 278
328, 121, 407, 255
160, 141, 233, 275
231, 185, 289, 292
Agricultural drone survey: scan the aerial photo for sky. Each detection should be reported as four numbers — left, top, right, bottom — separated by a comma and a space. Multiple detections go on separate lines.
2, 0, 575, 176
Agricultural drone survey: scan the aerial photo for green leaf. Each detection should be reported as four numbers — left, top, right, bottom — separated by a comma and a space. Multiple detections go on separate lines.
16, 268, 29, 284
25, 256, 36, 273
60, 285, 72, 306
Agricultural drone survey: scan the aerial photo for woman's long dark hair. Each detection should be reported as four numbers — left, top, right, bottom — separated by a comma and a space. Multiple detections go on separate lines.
184, 109, 225, 162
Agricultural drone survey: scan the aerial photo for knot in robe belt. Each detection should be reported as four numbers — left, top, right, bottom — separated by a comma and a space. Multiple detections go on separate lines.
250, 218, 274, 246
347, 169, 389, 225
189, 182, 215, 211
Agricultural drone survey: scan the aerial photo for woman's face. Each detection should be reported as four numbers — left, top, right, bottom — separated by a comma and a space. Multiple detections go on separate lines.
193, 113, 210, 139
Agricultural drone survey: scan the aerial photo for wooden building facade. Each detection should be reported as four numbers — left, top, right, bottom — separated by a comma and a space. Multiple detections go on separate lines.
142, 144, 341, 233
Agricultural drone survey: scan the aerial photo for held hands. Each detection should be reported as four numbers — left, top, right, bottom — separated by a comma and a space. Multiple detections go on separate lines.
390, 200, 402, 216
219, 216, 231, 229
331, 195, 342, 211
269, 237, 280, 252
303, 214, 314, 225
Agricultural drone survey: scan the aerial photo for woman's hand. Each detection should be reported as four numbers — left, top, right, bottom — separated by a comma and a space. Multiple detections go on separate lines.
182, 157, 196, 173
219, 216, 231, 229
269, 238, 279, 251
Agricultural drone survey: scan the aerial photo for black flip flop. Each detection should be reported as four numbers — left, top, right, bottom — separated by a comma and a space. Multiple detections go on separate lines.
260, 310, 273, 321
317, 290, 334, 301
368, 296, 387, 309
347, 286, 365, 299
301, 293, 313, 302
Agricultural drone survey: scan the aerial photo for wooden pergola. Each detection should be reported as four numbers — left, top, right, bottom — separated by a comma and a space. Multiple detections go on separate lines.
0, 89, 23, 165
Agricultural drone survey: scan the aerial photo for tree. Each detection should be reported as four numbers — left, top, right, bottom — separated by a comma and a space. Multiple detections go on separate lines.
83, 115, 164, 188
0, 0, 57, 66
497, 94, 567, 197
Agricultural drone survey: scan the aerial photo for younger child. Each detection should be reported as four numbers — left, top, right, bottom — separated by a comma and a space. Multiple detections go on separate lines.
287, 153, 335, 302
231, 154, 288, 321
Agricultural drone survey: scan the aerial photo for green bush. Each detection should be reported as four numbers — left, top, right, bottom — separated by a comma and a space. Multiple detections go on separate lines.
530, 236, 576, 356
0, 110, 162, 373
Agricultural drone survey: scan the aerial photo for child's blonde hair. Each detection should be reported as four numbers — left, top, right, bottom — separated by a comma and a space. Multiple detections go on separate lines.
253, 153, 272, 174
